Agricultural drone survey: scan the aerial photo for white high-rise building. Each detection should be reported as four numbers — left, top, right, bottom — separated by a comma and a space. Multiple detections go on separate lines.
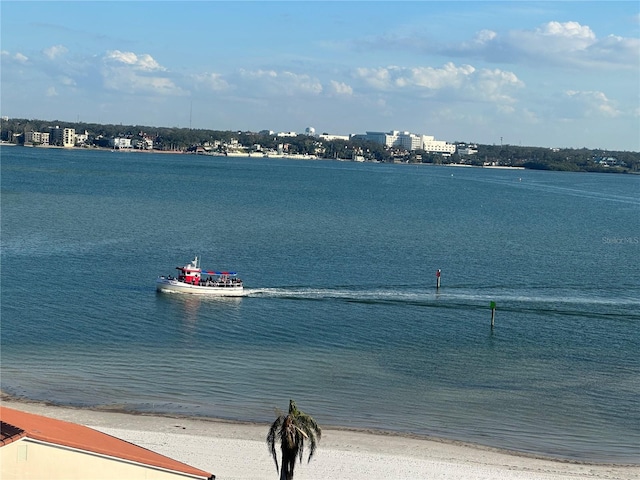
356, 130, 454, 153
397, 131, 423, 150
63, 128, 75, 147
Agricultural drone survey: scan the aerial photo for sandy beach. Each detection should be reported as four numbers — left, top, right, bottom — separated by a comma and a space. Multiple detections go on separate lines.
1, 398, 637, 480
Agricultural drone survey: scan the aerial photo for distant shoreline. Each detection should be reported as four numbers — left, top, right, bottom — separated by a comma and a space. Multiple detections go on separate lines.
0, 143, 532, 170
2, 143, 185, 154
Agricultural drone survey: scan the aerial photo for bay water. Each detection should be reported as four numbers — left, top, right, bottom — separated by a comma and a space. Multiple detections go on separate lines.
1, 146, 639, 462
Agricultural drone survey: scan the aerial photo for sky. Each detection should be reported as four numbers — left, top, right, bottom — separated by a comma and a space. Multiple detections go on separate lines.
1, 1, 639, 151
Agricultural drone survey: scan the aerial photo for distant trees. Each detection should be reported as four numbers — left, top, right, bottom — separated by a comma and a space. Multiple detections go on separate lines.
1, 117, 638, 173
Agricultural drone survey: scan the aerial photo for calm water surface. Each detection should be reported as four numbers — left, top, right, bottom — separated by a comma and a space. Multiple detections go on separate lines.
1, 146, 639, 462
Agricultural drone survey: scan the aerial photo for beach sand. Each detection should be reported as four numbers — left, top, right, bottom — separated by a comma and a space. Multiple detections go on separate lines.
1, 398, 637, 480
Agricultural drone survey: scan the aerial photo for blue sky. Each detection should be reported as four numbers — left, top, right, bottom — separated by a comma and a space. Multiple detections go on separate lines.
2, 1, 639, 150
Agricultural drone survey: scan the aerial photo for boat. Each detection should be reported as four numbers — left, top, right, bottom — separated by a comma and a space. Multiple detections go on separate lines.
156, 256, 244, 296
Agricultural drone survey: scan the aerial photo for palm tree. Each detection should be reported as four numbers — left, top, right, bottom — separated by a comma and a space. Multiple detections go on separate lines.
267, 400, 322, 480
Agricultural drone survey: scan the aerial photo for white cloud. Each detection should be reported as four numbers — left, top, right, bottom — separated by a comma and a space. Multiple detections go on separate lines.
104, 50, 165, 71
281, 72, 323, 95
43, 45, 68, 60
46, 86, 58, 97
193, 72, 229, 91
241, 69, 277, 79
474, 29, 497, 44
354, 62, 523, 105
328, 80, 353, 96
474, 68, 524, 103
564, 90, 621, 117
100, 50, 185, 96
409, 63, 476, 89
375, 20, 638, 70
499, 21, 637, 69
354, 66, 393, 90
537, 21, 595, 44
102, 72, 182, 96
1, 50, 29, 63
507, 21, 597, 60
586, 34, 640, 66
238, 69, 323, 96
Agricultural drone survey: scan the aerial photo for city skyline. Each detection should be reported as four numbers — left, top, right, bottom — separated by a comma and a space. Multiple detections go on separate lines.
1, 1, 639, 151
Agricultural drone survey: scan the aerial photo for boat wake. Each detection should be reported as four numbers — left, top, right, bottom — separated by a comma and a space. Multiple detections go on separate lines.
243, 286, 640, 320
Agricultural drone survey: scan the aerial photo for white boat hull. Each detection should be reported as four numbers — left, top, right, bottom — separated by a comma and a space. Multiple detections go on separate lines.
156, 277, 245, 297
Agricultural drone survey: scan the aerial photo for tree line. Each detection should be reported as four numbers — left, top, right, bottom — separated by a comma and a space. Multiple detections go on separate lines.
1, 117, 638, 173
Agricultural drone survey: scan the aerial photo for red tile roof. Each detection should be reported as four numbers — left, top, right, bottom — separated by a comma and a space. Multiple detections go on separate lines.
0, 406, 214, 479
1, 419, 25, 445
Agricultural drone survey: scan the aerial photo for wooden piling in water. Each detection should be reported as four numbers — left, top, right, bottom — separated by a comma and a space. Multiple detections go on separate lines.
490, 301, 496, 328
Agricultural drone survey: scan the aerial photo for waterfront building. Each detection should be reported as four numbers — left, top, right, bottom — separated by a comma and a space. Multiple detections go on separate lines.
318, 133, 351, 141
400, 132, 423, 151
75, 130, 89, 146
110, 137, 132, 149
24, 131, 50, 146
63, 128, 75, 147
356, 131, 392, 146
49, 125, 63, 145
132, 137, 153, 150
457, 144, 478, 156
421, 135, 456, 154
354, 130, 454, 153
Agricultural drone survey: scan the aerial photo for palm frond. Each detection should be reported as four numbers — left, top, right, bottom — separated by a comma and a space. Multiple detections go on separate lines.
293, 412, 321, 462
267, 414, 285, 471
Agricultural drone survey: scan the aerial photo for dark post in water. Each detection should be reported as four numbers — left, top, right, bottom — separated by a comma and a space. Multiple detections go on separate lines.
490, 301, 496, 328
436, 269, 441, 290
